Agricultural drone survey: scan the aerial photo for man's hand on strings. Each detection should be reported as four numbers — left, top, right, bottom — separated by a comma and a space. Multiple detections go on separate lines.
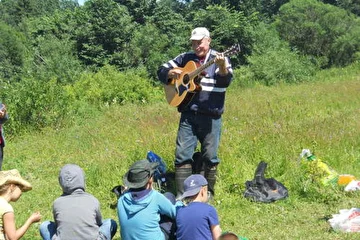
215, 53, 228, 76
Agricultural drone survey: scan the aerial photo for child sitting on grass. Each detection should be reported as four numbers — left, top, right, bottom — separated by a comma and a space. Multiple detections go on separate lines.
117, 159, 177, 240
0, 169, 41, 239
39, 164, 117, 240
176, 174, 221, 240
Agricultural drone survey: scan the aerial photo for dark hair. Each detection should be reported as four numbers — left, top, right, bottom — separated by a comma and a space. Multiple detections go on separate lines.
0, 183, 12, 195
219, 232, 239, 240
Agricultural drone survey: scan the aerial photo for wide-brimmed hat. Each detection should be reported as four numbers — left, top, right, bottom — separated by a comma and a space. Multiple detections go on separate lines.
189, 27, 210, 40
0, 169, 32, 192
181, 174, 208, 199
123, 160, 159, 189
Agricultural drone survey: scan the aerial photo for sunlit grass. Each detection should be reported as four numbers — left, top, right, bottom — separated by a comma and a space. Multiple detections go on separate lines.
4, 63, 360, 239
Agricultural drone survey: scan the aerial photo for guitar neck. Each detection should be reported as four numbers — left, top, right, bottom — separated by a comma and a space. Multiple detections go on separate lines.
189, 58, 216, 79
188, 44, 240, 79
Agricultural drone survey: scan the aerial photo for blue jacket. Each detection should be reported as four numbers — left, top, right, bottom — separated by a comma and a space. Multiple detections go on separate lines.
117, 190, 176, 240
157, 49, 233, 116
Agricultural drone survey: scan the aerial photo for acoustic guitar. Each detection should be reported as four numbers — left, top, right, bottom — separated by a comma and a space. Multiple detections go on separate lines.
164, 44, 240, 108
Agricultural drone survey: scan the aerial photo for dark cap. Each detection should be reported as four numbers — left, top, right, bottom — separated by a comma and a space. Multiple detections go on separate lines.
181, 174, 208, 199
123, 160, 159, 189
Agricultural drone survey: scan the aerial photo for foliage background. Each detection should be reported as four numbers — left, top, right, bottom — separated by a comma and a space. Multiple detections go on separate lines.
1, 0, 360, 135
1, 0, 360, 239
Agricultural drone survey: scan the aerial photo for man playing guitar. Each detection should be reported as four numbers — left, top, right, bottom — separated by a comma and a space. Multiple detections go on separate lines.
157, 27, 234, 198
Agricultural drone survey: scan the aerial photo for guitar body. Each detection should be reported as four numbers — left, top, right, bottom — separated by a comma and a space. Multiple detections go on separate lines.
163, 43, 240, 108
164, 60, 202, 107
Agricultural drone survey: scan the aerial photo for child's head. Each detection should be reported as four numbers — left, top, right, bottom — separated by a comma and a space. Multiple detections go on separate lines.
59, 164, 85, 194
181, 174, 209, 202
0, 169, 32, 200
123, 159, 159, 190
219, 232, 239, 240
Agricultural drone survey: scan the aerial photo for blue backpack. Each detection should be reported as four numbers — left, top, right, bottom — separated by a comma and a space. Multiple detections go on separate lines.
146, 151, 167, 191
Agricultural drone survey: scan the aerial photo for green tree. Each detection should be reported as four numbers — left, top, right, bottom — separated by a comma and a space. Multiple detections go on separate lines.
75, 0, 135, 68
337, 0, 360, 16
321, 0, 360, 16
191, 5, 258, 66
0, 22, 26, 81
114, 0, 157, 24
246, 22, 316, 85
24, 9, 83, 84
30, 35, 83, 84
189, 0, 289, 19
120, 23, 178, 79
275, 0, 360, 67
149, 4, 190, 59
156, 0, 189, 16
0, 0, 65, 27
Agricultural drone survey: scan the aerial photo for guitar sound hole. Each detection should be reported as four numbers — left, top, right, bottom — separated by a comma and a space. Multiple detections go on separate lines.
183, 74, 190, 85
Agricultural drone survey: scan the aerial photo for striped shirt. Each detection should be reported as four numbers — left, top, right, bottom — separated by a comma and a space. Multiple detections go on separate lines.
157, 49, 233, 116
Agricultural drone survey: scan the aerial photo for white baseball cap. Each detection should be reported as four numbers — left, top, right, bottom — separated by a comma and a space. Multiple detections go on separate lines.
190, 27, 210, 40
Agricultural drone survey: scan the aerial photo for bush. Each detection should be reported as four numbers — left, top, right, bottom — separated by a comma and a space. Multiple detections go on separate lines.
275, 0, 360, 68
248, 49, 316, 85
0, 22, 26, 81
67, 65, 163, 106
0, 64, 165, 136
2, 77, 71, 134
191, 5, 258, 67
245, 22, 317, 85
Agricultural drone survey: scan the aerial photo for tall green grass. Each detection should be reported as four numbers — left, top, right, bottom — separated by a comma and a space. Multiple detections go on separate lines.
4, 63, 360, 239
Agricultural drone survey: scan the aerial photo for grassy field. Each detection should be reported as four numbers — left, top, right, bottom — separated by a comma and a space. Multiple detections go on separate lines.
4, 64, 360, 239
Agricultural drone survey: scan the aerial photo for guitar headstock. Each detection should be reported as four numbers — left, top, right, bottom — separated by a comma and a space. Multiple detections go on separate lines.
223, 44, 241, 57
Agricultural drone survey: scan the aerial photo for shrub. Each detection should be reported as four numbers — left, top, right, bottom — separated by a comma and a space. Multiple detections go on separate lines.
246, 22, 317, 85
275, 0, 360, 67
2, 77, 71, 134
67, 65, 163, 106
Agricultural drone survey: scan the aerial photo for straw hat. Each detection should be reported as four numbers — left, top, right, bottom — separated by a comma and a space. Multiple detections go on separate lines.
0, 169, 32, 192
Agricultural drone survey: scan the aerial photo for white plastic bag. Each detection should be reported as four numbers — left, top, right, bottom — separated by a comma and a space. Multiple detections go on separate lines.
345, 180, 360, 192
328, 208, 360, 232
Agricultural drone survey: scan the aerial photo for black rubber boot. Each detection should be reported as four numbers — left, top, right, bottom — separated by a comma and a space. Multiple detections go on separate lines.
175, 164, 192, 199
204, 165, 217, 200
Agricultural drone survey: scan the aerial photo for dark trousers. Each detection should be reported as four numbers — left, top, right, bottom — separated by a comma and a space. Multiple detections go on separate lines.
160, 192, 176, 240
0, 145, 3, 170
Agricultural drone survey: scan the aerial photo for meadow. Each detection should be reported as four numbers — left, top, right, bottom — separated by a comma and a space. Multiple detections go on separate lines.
4, 64, 360, 239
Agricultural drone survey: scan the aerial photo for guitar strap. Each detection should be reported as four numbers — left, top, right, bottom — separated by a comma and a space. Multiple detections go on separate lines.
203, 49, 211, 65
198, 50, 212, 78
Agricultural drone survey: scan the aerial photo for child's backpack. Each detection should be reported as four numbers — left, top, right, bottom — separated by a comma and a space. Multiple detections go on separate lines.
244, 161, 288, 203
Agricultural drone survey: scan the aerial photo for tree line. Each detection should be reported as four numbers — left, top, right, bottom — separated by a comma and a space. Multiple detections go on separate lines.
0, 0, 359, 134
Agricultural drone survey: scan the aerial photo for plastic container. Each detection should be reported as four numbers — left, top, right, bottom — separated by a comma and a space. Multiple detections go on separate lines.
338, 174, 356, 185
300, 149, 339, 186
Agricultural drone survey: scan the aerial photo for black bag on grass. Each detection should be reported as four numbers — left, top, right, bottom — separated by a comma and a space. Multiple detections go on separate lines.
244, 161, 288, 203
